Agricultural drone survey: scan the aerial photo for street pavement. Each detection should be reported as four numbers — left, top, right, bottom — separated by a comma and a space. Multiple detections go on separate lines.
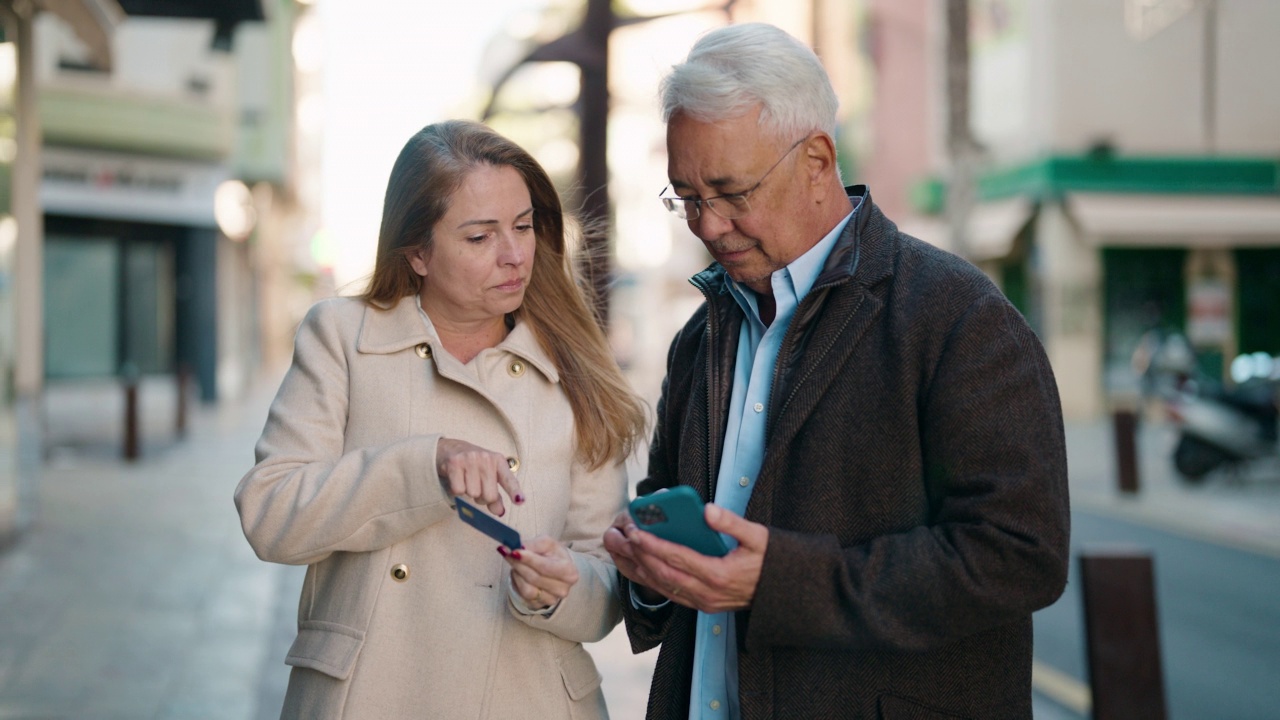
1, 373, 1277, 719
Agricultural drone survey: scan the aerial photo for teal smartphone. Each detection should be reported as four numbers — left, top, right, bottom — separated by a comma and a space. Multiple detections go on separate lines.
629, 486, 729, 557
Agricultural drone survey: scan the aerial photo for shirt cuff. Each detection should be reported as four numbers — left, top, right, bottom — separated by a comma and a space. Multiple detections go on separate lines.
629, 581, 670, 611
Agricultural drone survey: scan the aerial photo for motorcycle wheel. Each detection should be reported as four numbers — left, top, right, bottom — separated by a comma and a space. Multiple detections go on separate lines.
1173, 435, 1229, 482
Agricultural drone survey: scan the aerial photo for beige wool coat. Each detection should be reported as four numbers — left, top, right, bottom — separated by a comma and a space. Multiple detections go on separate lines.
235, 295, 627, 720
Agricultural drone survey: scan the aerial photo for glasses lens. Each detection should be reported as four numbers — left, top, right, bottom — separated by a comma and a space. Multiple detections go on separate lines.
662, 196, 698, 220
705, 195, 749, 220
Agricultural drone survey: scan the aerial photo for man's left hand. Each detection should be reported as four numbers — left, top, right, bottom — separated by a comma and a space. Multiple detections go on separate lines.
623, 503, 769, 613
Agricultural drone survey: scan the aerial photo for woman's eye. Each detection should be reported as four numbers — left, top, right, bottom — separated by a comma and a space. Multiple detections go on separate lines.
515, 224, 534, 233
466, 233, 489, 243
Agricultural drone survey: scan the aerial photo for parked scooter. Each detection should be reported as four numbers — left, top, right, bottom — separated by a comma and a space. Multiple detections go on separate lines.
1162, 352, 1280, 483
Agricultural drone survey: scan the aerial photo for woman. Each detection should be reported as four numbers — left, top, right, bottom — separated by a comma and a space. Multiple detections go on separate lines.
235, 120, 647, 719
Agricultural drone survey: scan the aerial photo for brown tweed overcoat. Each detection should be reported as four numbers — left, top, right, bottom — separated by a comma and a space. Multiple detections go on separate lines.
620, 187, 1070, 720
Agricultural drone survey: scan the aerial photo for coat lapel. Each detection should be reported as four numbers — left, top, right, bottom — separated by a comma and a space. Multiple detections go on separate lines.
748, 201, 897, 524
355, 295, 558, 382
355, 296, 431, 355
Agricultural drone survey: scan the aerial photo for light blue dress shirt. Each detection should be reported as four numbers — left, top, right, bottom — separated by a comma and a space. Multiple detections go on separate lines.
688, 210, 853, 719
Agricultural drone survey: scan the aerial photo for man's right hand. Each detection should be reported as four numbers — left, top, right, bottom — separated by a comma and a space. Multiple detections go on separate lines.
605, 504, 768, 613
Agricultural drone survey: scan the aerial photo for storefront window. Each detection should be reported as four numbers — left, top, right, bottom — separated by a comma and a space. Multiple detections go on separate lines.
1102, 247, 1187, 395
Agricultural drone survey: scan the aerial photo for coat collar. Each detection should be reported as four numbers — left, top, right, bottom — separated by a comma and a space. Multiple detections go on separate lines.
355, 295, 560, 383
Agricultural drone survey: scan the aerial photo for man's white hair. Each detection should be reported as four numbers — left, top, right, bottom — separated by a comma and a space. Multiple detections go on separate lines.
660, 23, 839, 141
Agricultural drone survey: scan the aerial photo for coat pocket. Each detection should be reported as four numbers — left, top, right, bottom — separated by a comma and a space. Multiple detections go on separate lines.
285, 620, 366, 680
556, 645, 603, 702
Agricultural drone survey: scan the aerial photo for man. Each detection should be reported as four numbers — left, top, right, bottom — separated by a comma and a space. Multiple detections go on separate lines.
603, 22, 1070, 720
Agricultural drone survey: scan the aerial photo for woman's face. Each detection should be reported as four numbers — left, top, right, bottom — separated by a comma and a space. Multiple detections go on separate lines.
410, 164, 536, 328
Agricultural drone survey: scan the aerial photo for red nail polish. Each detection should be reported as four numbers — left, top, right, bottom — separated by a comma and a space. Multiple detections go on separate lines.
511, 550, 522, 560
497, 546, 508, 556
514, 494, 524, 504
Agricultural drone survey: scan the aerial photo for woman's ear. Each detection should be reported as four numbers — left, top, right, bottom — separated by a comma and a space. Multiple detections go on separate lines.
406, 246, 430, 277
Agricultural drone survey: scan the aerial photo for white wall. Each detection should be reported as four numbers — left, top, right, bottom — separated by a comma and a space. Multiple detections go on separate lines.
1049, 0, 1206, 154
35, 14, 232, 109
1213, 0, 1280, 154
972, 0, 1280, 160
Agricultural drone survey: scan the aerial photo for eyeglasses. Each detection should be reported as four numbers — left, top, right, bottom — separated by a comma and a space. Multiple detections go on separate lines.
659, 137, 807, 221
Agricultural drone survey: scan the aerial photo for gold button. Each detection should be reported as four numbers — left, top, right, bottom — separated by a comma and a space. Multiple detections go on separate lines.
508, 360, 525, 377
391, 563, 409, 582
506, 456, 520, 472
415, 343, 432, 359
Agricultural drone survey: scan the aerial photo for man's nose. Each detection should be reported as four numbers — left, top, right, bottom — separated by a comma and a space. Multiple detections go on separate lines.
692, 207, 734, 238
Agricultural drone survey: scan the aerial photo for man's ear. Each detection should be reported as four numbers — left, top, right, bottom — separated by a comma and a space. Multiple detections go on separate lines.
803, 133, 838, 186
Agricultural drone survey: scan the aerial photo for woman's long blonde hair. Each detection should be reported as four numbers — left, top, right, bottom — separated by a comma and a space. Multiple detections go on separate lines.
362, 120, 646, 469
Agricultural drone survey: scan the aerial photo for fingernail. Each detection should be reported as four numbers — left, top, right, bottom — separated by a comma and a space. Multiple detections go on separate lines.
514, 494, 524, 504
510, 550, 523, 560
498, 508, 506, 517
497, 546, 508, 556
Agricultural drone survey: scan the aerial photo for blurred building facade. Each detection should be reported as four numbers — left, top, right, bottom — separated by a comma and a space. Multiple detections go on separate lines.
0, 0, 313, 543
859, 0, 1280, 420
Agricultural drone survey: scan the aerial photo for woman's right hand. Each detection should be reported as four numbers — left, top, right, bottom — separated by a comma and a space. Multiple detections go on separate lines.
435, 438, 525, 517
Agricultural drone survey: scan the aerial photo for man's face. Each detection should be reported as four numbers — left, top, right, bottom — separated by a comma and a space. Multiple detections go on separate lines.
666, 108, 813, 295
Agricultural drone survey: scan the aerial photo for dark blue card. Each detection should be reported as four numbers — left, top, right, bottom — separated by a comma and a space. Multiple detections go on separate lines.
455, 497, 523, 550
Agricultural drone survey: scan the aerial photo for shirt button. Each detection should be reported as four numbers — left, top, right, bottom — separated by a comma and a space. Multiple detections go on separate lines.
738, 476, 749, 487
508, 360, 526, 377
710, 700, 721, 710
712, 624, 722, 635
753, 402, 763, 413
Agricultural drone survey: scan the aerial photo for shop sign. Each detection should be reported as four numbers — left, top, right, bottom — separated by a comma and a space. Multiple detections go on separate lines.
39, 147, 229, 227
1187, 278, 1231, 346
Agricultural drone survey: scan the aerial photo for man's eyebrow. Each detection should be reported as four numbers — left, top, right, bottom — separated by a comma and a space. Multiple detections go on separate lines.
455, 207, 534, 229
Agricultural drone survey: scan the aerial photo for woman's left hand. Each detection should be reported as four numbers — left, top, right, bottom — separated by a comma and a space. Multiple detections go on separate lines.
500, 536, 579, 611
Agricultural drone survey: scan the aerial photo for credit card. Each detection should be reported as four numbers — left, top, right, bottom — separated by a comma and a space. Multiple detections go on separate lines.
455, 497, 523, 550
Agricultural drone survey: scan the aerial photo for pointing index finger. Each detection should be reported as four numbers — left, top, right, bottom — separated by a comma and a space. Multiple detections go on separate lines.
498, 457, 525, 506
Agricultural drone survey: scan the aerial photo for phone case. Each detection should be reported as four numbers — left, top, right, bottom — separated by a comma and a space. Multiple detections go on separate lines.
629, 486, 729, 557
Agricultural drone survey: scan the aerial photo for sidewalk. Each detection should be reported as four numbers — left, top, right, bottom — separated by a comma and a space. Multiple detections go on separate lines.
0, 375, 292, 720
1064, 415, 1280, 559
1, 377, 1276, 719
0, 374, 658, 720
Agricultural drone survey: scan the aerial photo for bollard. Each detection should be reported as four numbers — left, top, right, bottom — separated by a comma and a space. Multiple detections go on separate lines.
1113, 409, 1140, 494
123, 376, 140, 461
1079, 550, 1167, 720
176, 364, 190, 439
